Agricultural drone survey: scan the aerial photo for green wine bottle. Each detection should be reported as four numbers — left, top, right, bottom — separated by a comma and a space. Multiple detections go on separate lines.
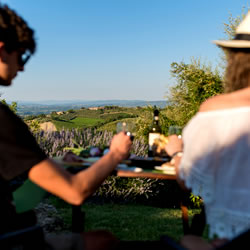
148, 109, 162, 157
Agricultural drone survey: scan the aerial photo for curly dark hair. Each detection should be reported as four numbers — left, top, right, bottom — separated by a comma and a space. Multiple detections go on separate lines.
224, 48, 250, 93
0, 4, 36, 54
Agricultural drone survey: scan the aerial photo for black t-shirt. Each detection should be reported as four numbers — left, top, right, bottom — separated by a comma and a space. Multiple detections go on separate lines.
0, 103, 47, 233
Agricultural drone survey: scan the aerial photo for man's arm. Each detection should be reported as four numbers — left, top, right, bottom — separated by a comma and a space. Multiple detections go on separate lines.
28, 132, 132, 205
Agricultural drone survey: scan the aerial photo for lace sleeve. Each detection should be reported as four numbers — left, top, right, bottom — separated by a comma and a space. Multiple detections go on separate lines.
178, 113, 228, 203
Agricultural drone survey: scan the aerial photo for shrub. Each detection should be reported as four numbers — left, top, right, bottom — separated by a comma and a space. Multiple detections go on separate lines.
91, 177, 188, 208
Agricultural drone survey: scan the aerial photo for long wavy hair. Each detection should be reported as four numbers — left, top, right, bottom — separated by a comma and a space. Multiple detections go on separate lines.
224, 48, 250, 93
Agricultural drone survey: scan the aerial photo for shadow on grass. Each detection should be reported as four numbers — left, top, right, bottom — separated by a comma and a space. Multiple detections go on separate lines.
48, 196, 201, 241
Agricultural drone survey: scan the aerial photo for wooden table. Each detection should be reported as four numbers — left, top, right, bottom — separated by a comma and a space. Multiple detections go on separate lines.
116, 168, 177, 180
64, 161, 191, 235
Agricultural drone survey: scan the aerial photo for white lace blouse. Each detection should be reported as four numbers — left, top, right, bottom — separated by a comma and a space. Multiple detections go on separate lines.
179, 107, 250, 240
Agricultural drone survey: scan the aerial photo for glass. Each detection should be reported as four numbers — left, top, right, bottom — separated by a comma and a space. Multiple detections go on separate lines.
168, 125, 182, 138
116, 122, 136, 140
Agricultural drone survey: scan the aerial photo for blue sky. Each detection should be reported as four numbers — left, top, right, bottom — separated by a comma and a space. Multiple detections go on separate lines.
0, 0, 249, 102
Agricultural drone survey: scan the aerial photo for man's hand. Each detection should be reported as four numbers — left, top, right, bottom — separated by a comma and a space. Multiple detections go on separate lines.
165, 135, 183, 157
109, 132, 132, 161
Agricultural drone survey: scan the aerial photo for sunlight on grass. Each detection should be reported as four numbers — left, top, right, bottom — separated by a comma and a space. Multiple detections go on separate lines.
53, 117, 104, 129
97, 117, 137, 132
82, 203, 184, 241
48, 197, 200, 241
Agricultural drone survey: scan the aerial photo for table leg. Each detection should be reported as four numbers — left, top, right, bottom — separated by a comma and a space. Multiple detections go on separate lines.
180, 192, 207, 236
179, 189, 191, 235
72, 205, 85, 233
189, 205, 206, 236
180, 203, 190, 235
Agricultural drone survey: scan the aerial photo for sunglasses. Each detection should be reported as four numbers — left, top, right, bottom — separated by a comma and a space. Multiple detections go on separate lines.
18, 51, 31, 67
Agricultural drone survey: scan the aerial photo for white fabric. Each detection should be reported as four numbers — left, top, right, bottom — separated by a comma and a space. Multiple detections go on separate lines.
179, 107, 250, 240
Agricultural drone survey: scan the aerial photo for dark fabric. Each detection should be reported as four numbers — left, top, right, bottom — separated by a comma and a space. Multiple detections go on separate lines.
0, 103, 47, 234
0, 225, 45, 250
0, 176, 16, 233
45, 233, 85, 250
0, 103, 47, 180
117, 241, 168, 250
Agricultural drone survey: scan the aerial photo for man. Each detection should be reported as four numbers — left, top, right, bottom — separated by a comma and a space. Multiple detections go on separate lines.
0, 4, 132, 250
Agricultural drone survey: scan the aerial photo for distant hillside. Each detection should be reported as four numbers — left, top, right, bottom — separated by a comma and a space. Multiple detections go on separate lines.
16, 100, 167, 116
24, 106, 146, 133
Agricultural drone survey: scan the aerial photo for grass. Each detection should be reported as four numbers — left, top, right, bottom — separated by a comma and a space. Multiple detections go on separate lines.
44, 106, 146, 130
97, 117, 138, 132
82, 203, 185, 241
53, 117, 104, 130
48, 196, 202, 242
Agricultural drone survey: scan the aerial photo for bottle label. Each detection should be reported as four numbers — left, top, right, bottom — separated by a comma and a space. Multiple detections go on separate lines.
148, 132, 161, 150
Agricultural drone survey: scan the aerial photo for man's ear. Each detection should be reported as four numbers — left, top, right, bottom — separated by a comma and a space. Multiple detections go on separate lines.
0, 42, 7, 63
0, 42, 5, 51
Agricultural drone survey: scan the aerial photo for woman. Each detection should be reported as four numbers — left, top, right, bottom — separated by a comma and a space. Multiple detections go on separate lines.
165, 11, 250, 249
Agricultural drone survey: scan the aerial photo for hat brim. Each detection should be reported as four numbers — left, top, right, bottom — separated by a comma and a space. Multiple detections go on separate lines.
213, 40, 250, 48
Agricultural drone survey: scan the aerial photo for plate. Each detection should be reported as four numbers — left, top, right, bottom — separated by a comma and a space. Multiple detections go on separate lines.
81, 157, 100, 163
117, 164, 143, 173
154, 165, 176, 175
124, 156, 170, 169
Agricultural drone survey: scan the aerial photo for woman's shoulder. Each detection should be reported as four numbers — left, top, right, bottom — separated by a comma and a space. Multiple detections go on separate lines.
199, 94, 231, 112
199, 89, 250, 112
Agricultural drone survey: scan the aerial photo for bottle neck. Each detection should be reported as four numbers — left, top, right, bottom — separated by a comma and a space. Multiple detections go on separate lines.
153, 116, 159, 124
151, 115, 161, 133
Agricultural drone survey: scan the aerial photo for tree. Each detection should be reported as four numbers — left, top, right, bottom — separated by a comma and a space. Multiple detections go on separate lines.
223, 7, 247, 40
219, 7, 248, 70
165, 58, 223, 126
27, 119, 40, 133
0, 98, 18, 114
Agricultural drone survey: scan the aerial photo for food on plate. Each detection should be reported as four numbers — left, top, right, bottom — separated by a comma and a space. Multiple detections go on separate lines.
152, 134, 169, 157
155, 161, 176, 174
62, 151, 84, 163
161, 161, 174, 168
64, 145, 108, 158
90, 147, 102, 156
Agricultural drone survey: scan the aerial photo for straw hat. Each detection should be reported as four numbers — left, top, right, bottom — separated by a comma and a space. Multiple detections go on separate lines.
213, 11, 250, 48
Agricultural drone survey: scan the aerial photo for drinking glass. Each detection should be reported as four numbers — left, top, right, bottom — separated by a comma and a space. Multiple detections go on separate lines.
116, 122, 136, 140
168, 125, 182, 138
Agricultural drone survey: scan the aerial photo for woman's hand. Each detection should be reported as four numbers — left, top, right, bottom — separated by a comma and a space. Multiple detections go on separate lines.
165, 135, 183, 157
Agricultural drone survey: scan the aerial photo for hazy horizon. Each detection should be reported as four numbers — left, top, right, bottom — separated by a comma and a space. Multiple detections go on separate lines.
13, 99, 167, 105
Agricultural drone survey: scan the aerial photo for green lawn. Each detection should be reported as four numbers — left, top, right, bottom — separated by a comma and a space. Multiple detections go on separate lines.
82, 203, 185, 241
53, 117, 104, 130
48, 197, 202, 242
44, 106, 144, 131
97, 117, 138, 132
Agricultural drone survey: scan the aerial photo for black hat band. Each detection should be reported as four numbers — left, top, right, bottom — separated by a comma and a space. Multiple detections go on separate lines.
234, 34, 250, 41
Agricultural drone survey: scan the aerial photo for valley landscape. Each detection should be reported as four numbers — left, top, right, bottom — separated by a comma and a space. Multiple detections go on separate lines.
21, 100, 168, 138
